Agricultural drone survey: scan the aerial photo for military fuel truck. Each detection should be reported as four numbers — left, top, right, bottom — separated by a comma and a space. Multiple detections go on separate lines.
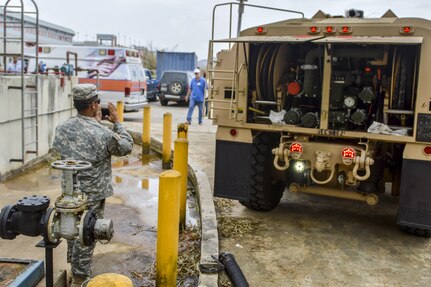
209, 3, 431, 236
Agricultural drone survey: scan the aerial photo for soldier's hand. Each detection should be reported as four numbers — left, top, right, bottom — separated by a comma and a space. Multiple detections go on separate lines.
106, 102, 119, 123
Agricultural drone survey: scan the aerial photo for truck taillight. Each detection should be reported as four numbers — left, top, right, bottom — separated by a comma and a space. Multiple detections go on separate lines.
401, 26, 414, 34
290, 142, 303, 160
341, 26, 351, 34
342, 147, 356, 165
325, 26, 335, 33
308, 26, 319, 34
256, 26, 267, 34
125, 87, 131, 97
424, 146, 431, 155
157, 83, 161, 91
342, 147, 356, 158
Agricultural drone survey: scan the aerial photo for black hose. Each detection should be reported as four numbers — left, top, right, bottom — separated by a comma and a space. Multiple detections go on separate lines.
219, 252, 249, 287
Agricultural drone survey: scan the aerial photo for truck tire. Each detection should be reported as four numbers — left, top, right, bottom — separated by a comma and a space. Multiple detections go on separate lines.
240, 133, 285, 211
398, 225, 431, 237
160, 98, 168, 106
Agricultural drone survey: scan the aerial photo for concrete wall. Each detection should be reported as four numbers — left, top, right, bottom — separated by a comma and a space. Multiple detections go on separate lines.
0, 75, 77, 179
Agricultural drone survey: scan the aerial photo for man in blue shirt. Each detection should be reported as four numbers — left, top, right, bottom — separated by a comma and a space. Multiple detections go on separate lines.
185, 68, 207, 125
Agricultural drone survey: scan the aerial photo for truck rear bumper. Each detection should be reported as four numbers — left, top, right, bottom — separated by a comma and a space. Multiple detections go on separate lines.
159, 93, 186, 102
123, 102, 148, 111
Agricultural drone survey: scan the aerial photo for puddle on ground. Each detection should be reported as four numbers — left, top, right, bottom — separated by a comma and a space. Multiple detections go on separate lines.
112, 154, 199, 228
1, 165, 61, 192
0, 151, 200, 284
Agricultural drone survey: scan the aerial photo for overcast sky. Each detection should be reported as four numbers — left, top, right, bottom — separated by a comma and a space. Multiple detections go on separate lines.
32, 0, 430, 60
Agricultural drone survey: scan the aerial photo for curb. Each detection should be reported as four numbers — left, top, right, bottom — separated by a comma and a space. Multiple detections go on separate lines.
127, 128, 219, 287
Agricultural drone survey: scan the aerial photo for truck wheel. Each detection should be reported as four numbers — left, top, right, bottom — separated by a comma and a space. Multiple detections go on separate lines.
160, 98, 168, 106
398, 225, 431, 237
169, 81, 184, 95
240, 133, 285, 211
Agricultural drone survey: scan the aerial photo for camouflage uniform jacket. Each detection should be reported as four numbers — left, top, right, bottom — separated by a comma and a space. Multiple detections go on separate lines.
53, 114, 133, 202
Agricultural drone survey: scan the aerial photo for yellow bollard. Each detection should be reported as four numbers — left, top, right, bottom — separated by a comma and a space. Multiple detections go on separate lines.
177, 123, 188, 139
162, 112, 172, 169
86, 273, 133, 287
116, 101, 124, 123
156, 170, 181, 287
173, 138, 189, 228
142, 106, 151, 154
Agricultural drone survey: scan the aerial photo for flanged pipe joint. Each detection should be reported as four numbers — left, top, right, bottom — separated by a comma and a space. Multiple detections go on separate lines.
0, 160, 113, 246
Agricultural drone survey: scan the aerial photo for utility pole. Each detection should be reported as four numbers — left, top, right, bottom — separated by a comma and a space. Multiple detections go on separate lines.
236, 0, 248, 37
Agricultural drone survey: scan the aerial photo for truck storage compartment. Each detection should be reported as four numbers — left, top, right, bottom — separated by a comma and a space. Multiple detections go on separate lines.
247, 42, 324, 128
246, 42, 420, 135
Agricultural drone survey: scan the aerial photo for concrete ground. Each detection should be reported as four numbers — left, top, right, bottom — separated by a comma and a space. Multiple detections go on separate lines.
2, 101, 431, 286
125, 102, 431, 287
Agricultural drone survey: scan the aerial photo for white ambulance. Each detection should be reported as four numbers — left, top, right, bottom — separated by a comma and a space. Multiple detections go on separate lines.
30, 45, 148, 111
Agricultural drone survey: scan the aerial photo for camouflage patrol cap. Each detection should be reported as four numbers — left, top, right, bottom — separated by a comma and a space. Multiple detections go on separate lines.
72, 84, 100, 102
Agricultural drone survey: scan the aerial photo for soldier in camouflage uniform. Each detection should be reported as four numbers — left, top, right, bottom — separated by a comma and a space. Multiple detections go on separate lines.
52, 83, 133, 286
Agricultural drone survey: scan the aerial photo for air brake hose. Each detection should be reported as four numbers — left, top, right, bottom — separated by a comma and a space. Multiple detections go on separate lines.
219, 252, 249, 287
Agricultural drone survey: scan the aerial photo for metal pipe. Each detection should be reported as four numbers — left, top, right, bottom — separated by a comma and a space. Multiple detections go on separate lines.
237, 0, 246, 37
384, 109, 414, 115
255, 100, 277, 105
76, 67, 100, 89
66, 51, 78, 76
211, 2, 304, 41
295, 186, 379, 206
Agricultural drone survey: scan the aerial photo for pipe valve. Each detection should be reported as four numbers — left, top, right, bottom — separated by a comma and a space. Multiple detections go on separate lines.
0, 160, 114, 246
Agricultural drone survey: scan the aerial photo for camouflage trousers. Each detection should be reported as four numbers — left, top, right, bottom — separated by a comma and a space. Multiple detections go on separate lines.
67, 199, 105, 279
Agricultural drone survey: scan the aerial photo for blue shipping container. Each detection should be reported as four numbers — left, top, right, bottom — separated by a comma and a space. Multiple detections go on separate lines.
156, 51, 198, 80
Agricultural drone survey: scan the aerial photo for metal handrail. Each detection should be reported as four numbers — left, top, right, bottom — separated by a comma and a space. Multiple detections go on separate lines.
211, 2, 304, 42
207, 2, 304, 121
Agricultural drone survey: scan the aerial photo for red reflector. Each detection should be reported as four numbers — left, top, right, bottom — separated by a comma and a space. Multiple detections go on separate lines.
290, 142, 303, 153
342, 26, 350, 33
288, 82, 301, 96
424, 146, 431, 155
38, 47, 42, 53
403, 26, 412, 33
309, 26, 318, 33
125, 87, 131, 97
256, 26, 264, 33
326, 26, 334, 33
230, 129, 237, 137
108, 50, 115, 56
342, 147, 356, 159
